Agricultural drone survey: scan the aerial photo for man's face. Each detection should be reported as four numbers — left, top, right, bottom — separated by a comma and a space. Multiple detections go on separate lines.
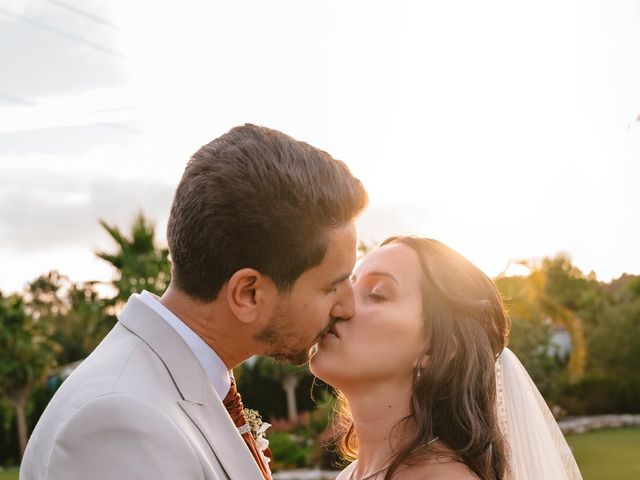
256, 223, 357, 364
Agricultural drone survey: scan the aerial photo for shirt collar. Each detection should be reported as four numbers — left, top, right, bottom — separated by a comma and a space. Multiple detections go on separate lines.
139, 291, 232, 400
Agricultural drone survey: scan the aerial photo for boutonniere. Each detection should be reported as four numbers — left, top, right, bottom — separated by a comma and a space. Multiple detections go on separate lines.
243, 408, 272, 461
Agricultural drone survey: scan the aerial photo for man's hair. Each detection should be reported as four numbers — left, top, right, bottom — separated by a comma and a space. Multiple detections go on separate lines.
166, 124, 368, 301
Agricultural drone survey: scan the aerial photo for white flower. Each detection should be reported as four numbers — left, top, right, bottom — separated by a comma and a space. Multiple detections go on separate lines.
257, 421, 271, 438
243, 409, 271, 445
242, 409, 272, 474
256, 437, 271, 463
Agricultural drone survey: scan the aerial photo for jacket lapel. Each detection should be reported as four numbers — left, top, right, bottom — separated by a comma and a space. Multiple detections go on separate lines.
118, 295, 265, 480
178, 397, 266, 480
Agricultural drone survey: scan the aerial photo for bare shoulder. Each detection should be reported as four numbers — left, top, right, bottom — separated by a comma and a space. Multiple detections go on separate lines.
398, 458, 479, 480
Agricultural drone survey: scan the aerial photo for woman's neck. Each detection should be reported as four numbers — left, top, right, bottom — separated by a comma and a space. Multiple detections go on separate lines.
343, 378, 415, 477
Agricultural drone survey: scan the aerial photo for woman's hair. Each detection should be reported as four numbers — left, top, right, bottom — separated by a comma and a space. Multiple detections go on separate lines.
333, 236, 511, 480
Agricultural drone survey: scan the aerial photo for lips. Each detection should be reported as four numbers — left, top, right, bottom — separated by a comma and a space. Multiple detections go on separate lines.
325, 321, 340, 339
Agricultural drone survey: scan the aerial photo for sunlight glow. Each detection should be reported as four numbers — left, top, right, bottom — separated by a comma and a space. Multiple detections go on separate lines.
1, 0, 638, 293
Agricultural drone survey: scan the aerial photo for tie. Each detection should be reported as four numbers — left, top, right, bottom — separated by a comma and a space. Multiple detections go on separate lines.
223, 379, 272, 479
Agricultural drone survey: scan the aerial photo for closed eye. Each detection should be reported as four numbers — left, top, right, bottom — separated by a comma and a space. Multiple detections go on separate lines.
327, 273, 352, 294
367, 292, 386, 301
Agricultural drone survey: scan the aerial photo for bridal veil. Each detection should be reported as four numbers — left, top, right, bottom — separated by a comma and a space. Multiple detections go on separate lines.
496, 348, 583, 480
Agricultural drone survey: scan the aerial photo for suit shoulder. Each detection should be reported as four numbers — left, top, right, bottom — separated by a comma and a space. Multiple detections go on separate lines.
38, 394, 204, 480
56, 392, 187, 438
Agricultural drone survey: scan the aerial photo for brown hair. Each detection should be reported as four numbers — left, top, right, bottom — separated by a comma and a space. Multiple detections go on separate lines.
167, 124, 368, 301
335, 237, 510, 479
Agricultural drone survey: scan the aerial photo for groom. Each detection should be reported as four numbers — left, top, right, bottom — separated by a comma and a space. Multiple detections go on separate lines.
20, 124, 368, 480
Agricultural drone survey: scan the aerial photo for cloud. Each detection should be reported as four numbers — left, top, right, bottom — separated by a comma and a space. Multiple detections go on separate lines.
0, 122, 138, 155
0, 0, 127, 103
0, 167, 175, 253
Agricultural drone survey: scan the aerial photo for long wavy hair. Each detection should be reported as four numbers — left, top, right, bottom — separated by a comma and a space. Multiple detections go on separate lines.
333, 236, 511, 479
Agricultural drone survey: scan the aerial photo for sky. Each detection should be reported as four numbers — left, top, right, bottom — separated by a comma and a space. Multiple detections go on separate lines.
1, 0, 639, 294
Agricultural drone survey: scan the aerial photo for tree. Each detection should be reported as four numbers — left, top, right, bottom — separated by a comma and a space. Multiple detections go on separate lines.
496, 273, 561, 399
586, 277, 640, 383
254, 358, 308, 422
0, 292, 59, 457
540, 255, 608, 382
630, 277, 640, 299
557, 276, 640, 414
23, 271, 111, 365
54, 281, 113, 364
497, 256, 590, 384
96, 212, 171, 306
588, 298, 640, 381
235, 357, 313, 423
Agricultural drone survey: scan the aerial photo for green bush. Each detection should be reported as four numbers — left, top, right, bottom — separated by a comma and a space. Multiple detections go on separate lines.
507, 315, 564, 401
558, 374, 640, 415
267, 431, 314, 471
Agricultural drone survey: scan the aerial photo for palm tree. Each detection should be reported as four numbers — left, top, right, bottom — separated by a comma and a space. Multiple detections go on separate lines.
96, 212, 171, 306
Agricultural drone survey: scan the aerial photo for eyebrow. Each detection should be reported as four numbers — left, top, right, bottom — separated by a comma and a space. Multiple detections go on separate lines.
352, 271, 400, 286
328, 272, 352, 287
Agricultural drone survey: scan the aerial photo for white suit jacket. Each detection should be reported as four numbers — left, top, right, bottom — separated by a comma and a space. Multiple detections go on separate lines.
20, 295, 266, 480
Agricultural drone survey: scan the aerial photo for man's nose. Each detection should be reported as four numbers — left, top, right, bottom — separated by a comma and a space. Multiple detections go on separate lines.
331, 284, 355, 320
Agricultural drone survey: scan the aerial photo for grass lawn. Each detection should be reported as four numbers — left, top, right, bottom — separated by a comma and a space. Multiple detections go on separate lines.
0, 467, 18, 480
566, 427, 640, 480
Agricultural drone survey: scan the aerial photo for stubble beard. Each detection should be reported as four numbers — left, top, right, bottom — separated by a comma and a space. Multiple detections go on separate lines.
254, 302, 314, 366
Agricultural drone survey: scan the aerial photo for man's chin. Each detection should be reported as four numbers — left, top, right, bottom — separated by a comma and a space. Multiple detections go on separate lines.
271, 348, 312, 366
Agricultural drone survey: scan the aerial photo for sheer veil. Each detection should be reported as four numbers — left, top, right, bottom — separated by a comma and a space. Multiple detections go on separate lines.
496, 348, 583, 480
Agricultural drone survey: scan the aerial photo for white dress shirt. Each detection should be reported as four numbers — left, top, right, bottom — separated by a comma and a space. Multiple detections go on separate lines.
139, 291, 232, 400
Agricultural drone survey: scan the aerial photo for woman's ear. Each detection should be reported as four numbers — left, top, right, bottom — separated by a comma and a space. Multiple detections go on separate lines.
418, 353, 431, 371
417, 336, 433, 371
226, 268, 277, 324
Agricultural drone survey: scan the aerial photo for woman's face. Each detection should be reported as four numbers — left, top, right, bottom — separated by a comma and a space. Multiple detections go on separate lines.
310, 243, 427, 389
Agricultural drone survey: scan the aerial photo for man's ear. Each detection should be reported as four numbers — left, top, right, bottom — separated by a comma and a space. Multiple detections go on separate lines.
226, 268, 277, 324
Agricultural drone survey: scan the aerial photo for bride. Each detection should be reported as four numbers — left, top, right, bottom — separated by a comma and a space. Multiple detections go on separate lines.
310, 236, 582, 479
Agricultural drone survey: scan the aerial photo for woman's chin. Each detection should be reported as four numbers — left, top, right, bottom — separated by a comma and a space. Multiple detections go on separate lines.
311, 361, 363, 393
309, 349, 341, 386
